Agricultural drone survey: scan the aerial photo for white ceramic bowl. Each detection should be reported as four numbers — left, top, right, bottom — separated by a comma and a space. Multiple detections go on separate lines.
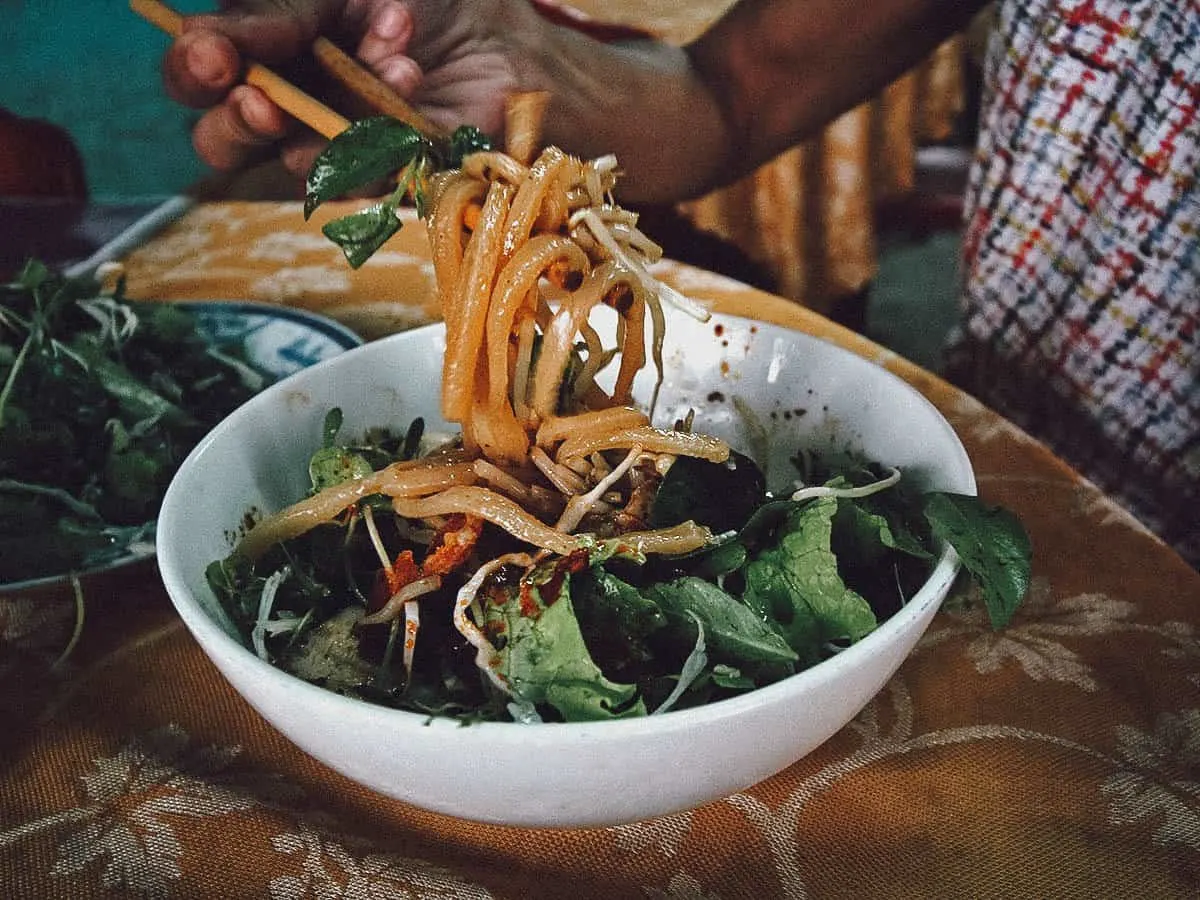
157, 307, 974, 828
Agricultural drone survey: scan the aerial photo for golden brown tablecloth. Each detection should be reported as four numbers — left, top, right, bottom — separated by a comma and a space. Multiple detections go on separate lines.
3, 201, 1199, 899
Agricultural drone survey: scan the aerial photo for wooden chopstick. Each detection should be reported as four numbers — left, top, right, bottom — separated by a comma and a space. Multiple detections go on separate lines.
130, 0, 350, 139
310, 37, 446, 139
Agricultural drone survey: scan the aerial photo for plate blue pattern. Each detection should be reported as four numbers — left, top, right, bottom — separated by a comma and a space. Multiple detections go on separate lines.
181, 301, 363, 378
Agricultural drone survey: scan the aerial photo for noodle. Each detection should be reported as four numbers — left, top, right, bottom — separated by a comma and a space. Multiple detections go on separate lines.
527, 261, 640, 420
610, 287, 647, 404
392, 485, 580, 556
555, 445, 643, 533
462, 150, 529, 185
361, 574, 442, 626
500, 146, 571, 264
510, 313, 537, 422
237, 458, 477, 560
429, 172, 486, 307
611, 521, 713, 556
530, 446, 588, 495
555, 425, 729, 464
485, 233, 589, 457
443, 179, 513, 426
472, 458, 537, 503
535, 407, 649, 447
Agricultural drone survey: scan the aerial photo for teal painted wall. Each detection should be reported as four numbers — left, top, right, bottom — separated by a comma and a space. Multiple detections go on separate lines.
2, 0, 213, 200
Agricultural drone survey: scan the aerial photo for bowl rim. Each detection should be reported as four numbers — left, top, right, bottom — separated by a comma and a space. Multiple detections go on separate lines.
158, 312, 973, 736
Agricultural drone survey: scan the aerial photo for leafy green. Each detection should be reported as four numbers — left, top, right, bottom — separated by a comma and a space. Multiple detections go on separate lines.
649, 449, 766, 534
484, 550, 646, 721
447, 126, 494, 165
833, 489, 933, 566
923, 492, 1032, 629
305, 116, 433, 217
321, 202, 405, 269
742, 497, 878, 664
645, 576, 798, 669
308, 408, 375, 491
571, 566, 667, 674
0, 263, 270, 583
305, 117, 495, 268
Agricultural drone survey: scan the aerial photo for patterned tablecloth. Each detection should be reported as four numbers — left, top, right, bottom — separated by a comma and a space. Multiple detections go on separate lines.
3, 201, 1198, 899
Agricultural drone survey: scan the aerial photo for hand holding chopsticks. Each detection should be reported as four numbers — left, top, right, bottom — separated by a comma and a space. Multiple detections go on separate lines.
130, 0, 443, 141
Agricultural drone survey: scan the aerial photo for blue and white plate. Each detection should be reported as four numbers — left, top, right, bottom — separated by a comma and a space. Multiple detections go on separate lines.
181, 301, 364, 380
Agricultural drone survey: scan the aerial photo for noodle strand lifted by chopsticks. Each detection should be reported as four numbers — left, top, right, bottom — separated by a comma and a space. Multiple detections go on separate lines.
429, 172, 487, 305
443, 180, 513, 429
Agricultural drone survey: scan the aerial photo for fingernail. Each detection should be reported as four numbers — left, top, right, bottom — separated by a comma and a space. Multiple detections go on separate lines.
372, 4, 407, 41
186, 34, 233, 86
380, 57, 418, 90
232, 88, 259, 128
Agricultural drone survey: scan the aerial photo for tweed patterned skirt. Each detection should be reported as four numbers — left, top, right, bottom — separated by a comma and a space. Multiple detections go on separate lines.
949, 0, 1200, 565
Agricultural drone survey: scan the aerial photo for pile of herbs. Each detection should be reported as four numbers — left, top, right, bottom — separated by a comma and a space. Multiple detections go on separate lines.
206, 412, 1031, 724
0, 262, 270, 583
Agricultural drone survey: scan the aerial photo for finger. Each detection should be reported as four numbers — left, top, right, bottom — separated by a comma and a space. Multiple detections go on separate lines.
357, 1, 414, 66
374, 55, 424, 97
357, 2, 422, 97
279, 136, 328, 181
163, 28, 242, 108
192, 84, 291, 170
187, 11, 316, 66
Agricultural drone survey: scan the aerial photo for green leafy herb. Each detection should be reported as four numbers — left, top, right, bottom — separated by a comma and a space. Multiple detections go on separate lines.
447, 126, 494, 165
741, 497, 878, 664
645, 576, 798, 670
320, 202, 405, 269
308, 409, 375, 491
0, 263, 270, 583
649, 449, 766, 534
305, 117, 433, 217
923, 492, 1032, 629
305, 117, 494, 268
484, 549, 646, 721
